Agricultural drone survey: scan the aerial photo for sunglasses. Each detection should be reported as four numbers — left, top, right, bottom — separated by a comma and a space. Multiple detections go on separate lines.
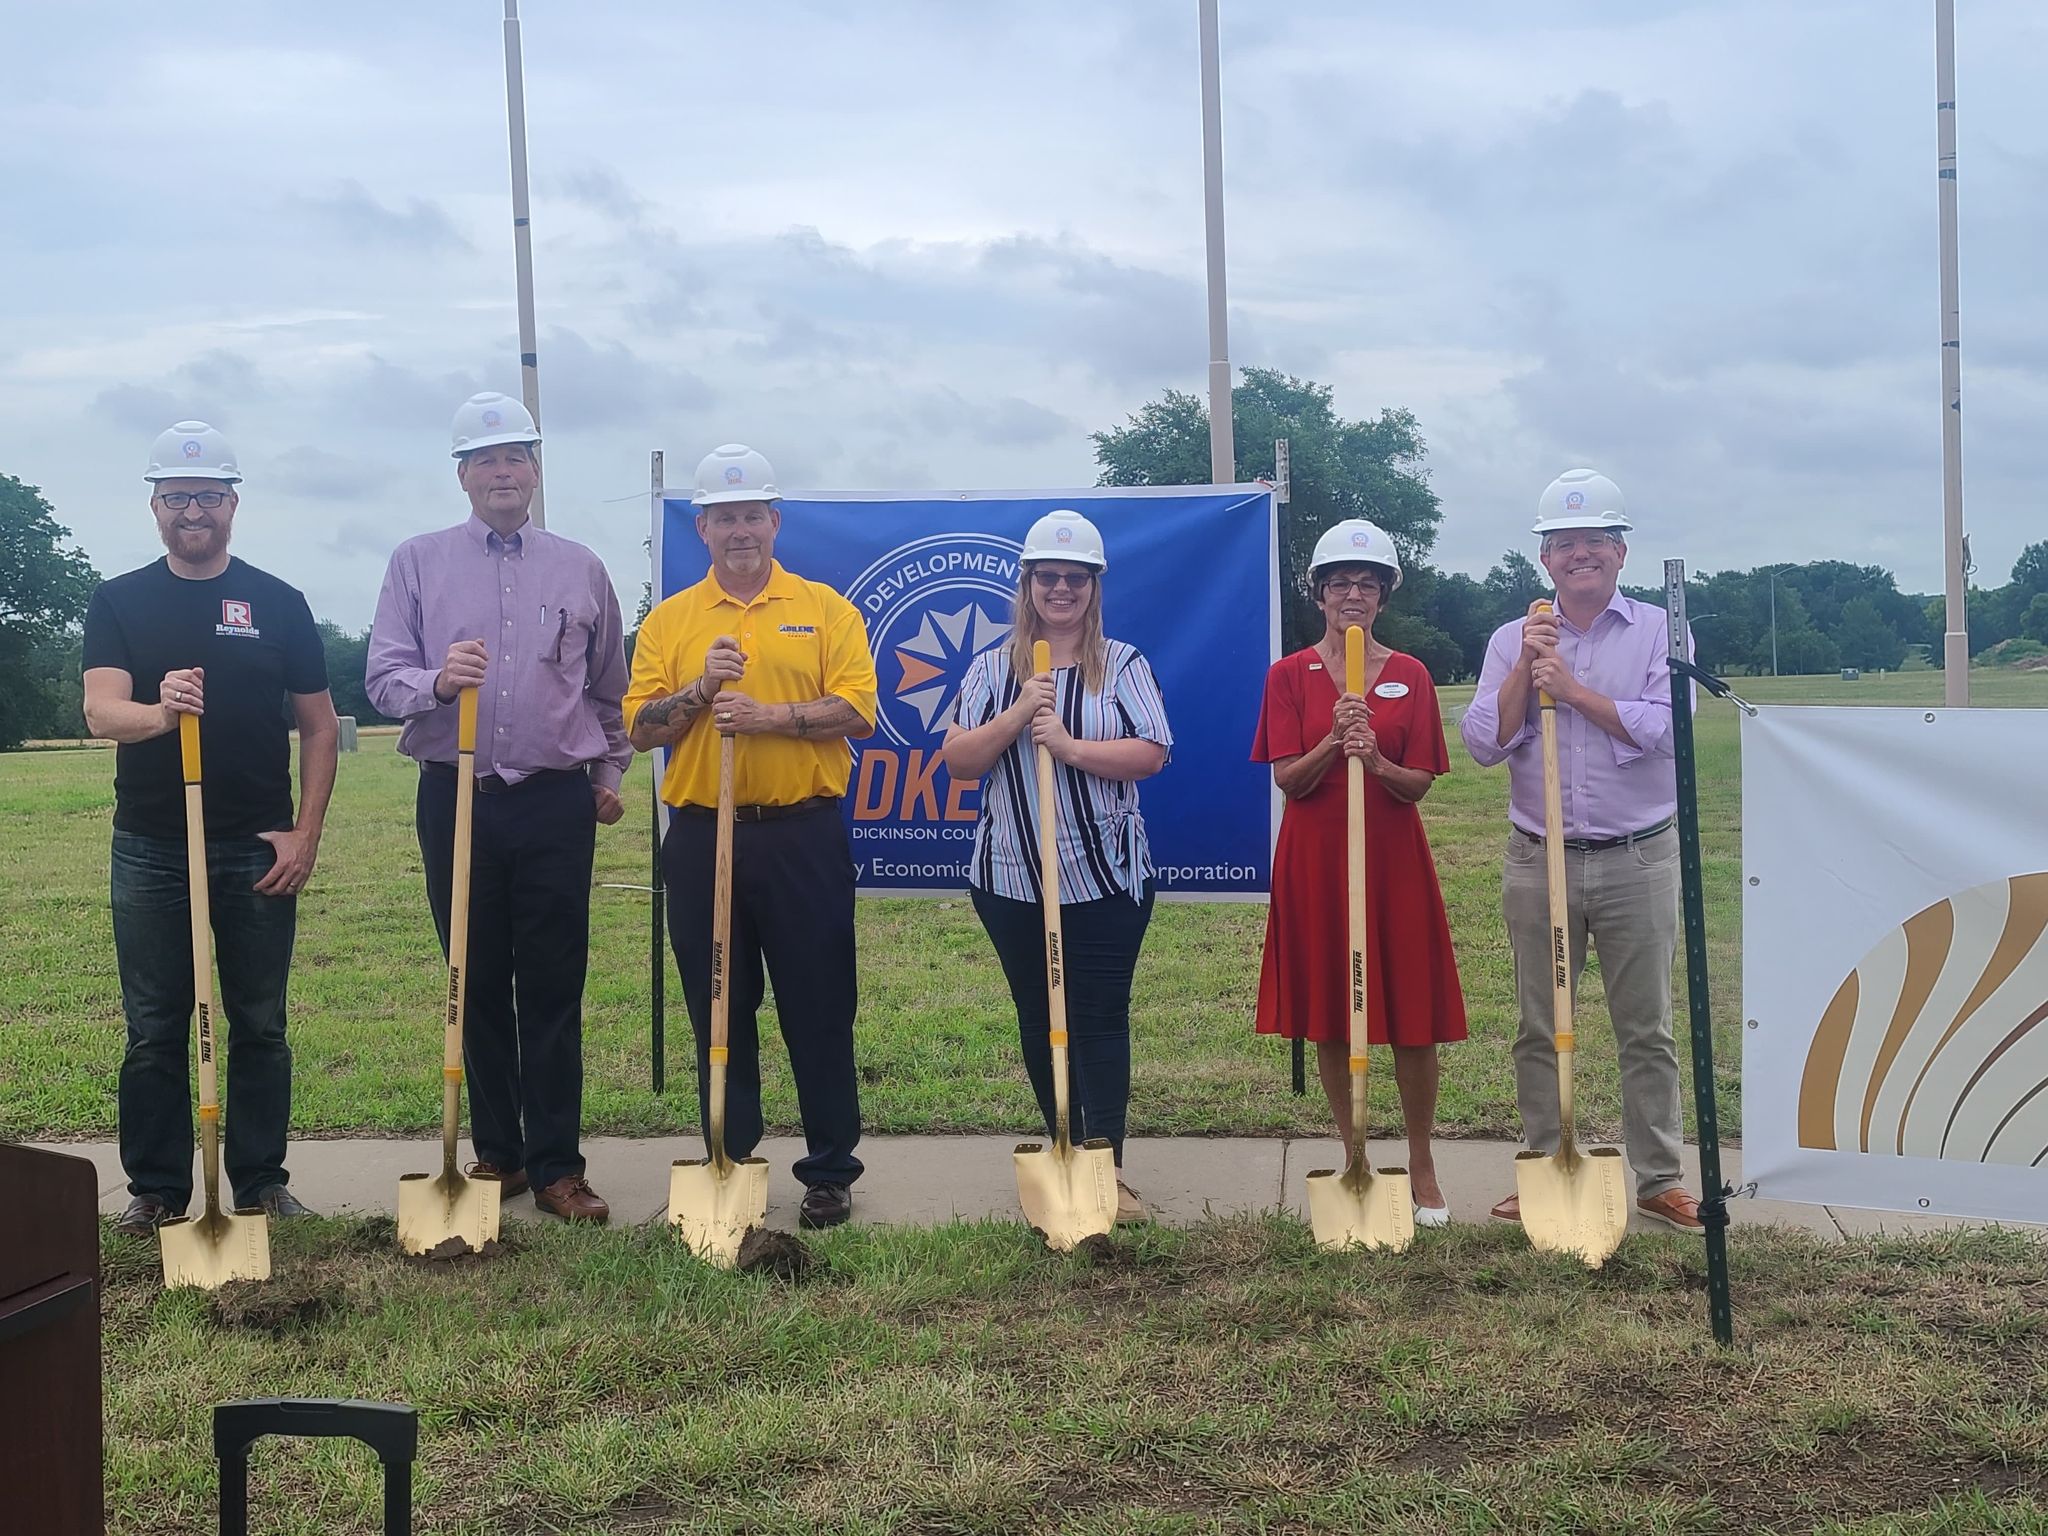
155, 491, 230, 511
1031, 570, 1095, 591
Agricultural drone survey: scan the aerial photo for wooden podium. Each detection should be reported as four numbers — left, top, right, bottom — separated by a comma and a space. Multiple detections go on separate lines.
0, 1143, 103, 1534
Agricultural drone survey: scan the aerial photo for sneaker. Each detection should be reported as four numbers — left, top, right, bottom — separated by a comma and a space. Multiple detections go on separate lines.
799, 1183, 852, 1229
1114, 1180, 1150, 1226
114, 1193, 179, 1237
252, 1185, 315, 1219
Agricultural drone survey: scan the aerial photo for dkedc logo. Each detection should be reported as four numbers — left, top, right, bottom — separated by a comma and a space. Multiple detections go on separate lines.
842, 531, 1019, 824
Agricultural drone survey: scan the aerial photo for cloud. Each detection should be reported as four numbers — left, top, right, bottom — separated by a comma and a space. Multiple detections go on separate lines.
284, 180, 469, 252
266, 445, 401, 501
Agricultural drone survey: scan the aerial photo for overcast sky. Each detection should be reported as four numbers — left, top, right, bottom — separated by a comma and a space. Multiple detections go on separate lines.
4, 1, 2043, 629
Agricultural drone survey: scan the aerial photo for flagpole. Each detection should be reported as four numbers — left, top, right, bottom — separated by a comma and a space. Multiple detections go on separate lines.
1935, 0, 1967, 702
504, 0, 546, 526
1198, 0, 1235, 485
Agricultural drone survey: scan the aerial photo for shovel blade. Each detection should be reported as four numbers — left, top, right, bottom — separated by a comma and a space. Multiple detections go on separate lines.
397, 1170, 502, 1257
1515, 1145, 1630, 1266
1306, 1164, 1415, 1252
159, 1205, 271, 1290
668, 1156, 770, 1268
1013, 1137, 1117, 1252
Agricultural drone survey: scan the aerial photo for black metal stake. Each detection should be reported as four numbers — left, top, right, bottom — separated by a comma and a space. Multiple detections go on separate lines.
1291, 1035, 1305, 1096
1665, 559, 1735, 1347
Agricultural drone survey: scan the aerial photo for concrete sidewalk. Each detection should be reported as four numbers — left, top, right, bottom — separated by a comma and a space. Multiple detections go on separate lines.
30, 1134, 2034, 1241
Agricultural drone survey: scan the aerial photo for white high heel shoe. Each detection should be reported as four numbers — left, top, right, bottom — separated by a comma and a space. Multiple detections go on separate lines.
1412, 1201, 1451, 1229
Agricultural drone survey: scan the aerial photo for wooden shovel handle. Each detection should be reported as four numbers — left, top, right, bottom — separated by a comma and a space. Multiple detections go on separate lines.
1533, 602, 1578, 1100
1032, 640, 1075, 1148
180, 713, 223, 1210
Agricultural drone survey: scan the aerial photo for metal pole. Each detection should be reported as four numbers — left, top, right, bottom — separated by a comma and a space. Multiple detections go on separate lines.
1198, 0, 1235, 484
1935, 0, 1968, 702
1770, 575, 1778, 677
503, 0, 545, 526
649, 451, 665, 1094
1274, 438, 1290, 505
1664, 560, 1735, 1346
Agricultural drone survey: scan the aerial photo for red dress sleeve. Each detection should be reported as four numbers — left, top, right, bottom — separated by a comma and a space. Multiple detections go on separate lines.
1250, 653, 1303, 763
1402, 655, 1451, 775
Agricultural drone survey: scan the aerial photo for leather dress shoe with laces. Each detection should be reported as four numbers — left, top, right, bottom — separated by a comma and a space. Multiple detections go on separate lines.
534, 1175, 610, 1223
114, 1194, 179, 1237
799, 1183, 852, 1229
253, 1185, 315, 1219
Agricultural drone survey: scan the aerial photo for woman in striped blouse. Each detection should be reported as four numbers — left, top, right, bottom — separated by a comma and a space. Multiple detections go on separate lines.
942, 509, 1172, 1225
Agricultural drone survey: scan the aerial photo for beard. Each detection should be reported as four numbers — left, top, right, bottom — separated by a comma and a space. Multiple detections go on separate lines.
158, 517, 231, 564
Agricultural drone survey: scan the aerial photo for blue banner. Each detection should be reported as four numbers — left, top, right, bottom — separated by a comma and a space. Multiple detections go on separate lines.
658, 487, 1277, 897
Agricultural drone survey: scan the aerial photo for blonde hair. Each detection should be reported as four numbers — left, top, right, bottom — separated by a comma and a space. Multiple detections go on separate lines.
1010, 567, 1107, 692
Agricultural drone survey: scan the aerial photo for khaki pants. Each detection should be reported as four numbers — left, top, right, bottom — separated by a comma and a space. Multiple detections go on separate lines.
1502, 824, 1683, 1199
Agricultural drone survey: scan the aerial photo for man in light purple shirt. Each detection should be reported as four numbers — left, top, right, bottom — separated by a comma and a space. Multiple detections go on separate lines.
366, 392, 631, 1223
1460, 468, 1702, 1233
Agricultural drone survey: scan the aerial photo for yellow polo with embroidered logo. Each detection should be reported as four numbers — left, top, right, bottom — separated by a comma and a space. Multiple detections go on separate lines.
626, 561, 878, 809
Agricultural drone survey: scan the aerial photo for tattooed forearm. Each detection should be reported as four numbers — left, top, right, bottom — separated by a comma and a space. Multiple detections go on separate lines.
630, 680, 708, 749
783, 696, 865, 742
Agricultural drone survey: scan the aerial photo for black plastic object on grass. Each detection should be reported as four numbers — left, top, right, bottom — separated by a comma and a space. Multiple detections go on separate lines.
215, 1398, 417, 1535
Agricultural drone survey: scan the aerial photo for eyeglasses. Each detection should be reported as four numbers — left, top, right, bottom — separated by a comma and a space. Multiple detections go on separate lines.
1031, 570, 1095, 591
155, 491, 229, 511
1543, 533, 1621, 556
1321, 577, 1382, 597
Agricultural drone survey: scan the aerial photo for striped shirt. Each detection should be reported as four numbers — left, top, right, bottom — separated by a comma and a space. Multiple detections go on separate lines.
953, 641, 1172, 904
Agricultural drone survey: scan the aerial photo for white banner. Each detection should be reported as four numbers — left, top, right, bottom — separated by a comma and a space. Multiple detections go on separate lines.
1742, 706, 2048, 1223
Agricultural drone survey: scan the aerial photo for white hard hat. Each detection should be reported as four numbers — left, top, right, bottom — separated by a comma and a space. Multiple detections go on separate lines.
1308, 518, 1403, 591
1532, 468, 1631, 535
145, 421, 241, 484
450, 392, 542, 458
1019, 509, 1107, 570
692, 443, 780, 506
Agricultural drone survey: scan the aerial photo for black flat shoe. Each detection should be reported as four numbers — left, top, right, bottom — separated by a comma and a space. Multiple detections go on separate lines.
798, 1183, 852, 1229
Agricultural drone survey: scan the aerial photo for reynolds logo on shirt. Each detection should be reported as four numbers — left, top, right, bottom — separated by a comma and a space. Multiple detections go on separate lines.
777, 623, 818, 636
216, 599, 260, 638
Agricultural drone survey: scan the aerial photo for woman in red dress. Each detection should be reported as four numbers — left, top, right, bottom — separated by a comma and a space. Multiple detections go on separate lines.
1252, 518, 1468, 1224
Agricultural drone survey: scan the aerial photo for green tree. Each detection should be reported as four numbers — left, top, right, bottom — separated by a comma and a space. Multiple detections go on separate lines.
1, 473, 100, 749
315, 621, 393, 725
1093, 369, 1441, 654
1833, 596, 1905, 671
2011, 540, 2048, 598
2023, 592, 2048, 644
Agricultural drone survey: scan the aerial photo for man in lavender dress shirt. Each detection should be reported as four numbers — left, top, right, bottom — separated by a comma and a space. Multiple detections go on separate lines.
1460, 469, 1703, 1234
366, 392, 631, 1223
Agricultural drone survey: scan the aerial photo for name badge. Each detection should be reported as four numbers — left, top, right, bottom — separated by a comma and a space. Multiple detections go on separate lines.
1373, 681, 1410, 699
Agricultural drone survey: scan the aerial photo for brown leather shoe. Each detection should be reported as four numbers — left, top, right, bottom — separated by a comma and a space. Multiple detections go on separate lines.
1637, 1188, 1704, 1232
534, 1174, 609, 1223
1490, 1192, 1521, 1223
467, 1162, 528, 1200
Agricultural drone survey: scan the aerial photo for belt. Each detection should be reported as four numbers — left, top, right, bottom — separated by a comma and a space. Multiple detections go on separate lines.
422, 762, 588, 795
1519, 817, 1674, 853
675, 794, 839, 823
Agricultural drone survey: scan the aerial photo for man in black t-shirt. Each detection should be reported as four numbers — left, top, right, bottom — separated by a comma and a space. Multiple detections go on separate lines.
82, 420, 341, 1237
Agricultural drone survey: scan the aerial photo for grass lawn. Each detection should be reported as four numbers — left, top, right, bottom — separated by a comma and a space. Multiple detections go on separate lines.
100, 1215, 2048, 1535
4, 669, 2043, 1144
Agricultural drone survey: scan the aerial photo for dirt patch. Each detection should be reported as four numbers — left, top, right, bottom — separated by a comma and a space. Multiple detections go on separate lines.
208, 1274, 343, 1334
737, 1228, 815, 1281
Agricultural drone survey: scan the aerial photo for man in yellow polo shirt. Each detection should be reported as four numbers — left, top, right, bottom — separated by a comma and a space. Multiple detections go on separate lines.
626, 443, 878, 1228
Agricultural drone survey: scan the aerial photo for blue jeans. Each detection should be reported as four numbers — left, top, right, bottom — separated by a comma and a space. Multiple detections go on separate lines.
111, 832, 296, 1210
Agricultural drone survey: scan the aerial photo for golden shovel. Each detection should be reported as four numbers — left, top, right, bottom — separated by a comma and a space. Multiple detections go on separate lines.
1307, 625, 1414, 1252
1014, 640, 1118, 1251
1513, 605, 1629, 1266
398, 687, 502, 1256
669, 696, 769, 1266
159, 712, 272, 1290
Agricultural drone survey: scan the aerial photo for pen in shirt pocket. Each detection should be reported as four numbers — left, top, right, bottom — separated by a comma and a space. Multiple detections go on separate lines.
548, 605, 569, 662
